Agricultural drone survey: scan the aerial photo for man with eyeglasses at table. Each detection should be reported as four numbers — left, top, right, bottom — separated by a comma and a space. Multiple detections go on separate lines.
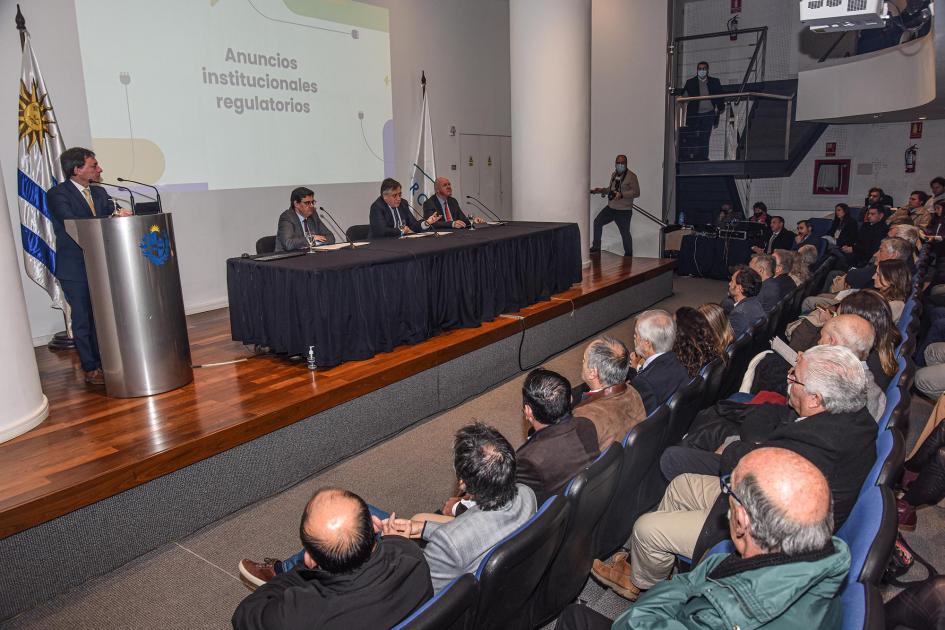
274, 186, 335, 251
368, 178, 440, 238
591, 345, 875, 602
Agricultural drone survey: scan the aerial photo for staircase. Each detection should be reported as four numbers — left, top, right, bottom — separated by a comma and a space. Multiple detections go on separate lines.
677, 79, 827, 179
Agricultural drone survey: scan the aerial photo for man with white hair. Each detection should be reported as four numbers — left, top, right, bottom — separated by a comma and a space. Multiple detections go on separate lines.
592, 345, 876, 600
560, 448, 849, 629
626, 309, 689, 415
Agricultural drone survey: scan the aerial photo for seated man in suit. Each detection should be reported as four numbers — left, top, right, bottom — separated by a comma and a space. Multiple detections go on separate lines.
751, 215, 794, 255
627, 310, 690, 415
274, 187, 335, 251
517, 369, 600, 504
368, 178, 440, 238
563, 448, 848, 629
571, 337, 647, 451
422, 176, 484, 229
46, 147, 132, 386
792, 219, 823, 256
242, 423, 536, 595
723, 254, 789, 314
234, 488, 432, 630
591, 346, 874, 603
844, 205, 887, 267
726, 265, 765, 338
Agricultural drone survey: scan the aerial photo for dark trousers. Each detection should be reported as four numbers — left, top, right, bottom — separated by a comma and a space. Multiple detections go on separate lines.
660, 445, 722, 482
554, 604, 612, 630
683, 113, 714, 161
592, 206, 633, 256
60, 279, 101, 372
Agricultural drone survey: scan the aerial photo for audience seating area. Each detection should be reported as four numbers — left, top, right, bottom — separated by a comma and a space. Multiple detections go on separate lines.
388, 248, 929, 629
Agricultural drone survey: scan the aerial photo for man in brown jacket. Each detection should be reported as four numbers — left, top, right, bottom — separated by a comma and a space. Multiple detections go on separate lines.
573, 336, 648, 451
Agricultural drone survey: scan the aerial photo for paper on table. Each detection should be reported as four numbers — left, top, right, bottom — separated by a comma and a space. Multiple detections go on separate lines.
405, 232, 436, 238
770, 336, 798, 365
310, 242, 369, 251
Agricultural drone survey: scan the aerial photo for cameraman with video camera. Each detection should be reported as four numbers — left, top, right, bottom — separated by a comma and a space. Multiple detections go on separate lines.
590, 154, 640, 257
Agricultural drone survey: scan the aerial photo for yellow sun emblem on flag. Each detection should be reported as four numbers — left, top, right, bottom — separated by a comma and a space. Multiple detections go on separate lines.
18, 79, 55, 152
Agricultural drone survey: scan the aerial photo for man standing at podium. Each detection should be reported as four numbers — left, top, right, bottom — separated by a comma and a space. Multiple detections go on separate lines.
47, 147, 130, 386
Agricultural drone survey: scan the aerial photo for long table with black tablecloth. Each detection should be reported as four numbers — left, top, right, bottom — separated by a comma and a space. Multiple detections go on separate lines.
677, 233, 755, 279
227, 221, 583, 367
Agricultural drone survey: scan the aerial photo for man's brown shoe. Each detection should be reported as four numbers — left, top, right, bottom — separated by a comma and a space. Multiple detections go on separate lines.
239, 558, 278, 590
84, 369, 105, 386
591, 551, 642, 601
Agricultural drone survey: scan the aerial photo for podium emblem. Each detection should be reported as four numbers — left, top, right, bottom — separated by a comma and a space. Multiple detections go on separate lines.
139, 225, 170, 265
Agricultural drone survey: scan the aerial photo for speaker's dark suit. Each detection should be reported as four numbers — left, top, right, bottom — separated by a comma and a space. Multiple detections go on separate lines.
274, 208, 335, 251
627, 351, 690, 415
422, 195, 470, 229
368, 197, 425, 238
46, 181, 113, 372
729, 295, 766, 338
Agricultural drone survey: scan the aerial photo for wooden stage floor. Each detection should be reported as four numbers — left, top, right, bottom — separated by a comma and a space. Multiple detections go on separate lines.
1, 253, 675, 539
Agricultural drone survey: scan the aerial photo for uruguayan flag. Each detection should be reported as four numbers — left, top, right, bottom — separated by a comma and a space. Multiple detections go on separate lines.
17, 30, 68, 315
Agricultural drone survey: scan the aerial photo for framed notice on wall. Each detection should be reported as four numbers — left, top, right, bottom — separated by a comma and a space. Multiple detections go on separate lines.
911, 122, 923, 139
813, 159, 851, 195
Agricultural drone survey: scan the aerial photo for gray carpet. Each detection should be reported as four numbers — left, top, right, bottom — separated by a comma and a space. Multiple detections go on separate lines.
5, 276, 940, 629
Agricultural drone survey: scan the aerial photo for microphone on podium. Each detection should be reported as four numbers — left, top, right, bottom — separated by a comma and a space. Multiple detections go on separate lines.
117, 177, 162, 213
95, 181, 136, 214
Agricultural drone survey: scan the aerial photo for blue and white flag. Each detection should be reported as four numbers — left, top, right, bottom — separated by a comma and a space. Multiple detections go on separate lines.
17, 30, 67, 313
408, 79, 436, 209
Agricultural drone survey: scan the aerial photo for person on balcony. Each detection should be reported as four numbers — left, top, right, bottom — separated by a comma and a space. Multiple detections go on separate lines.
679, 61, 724, 161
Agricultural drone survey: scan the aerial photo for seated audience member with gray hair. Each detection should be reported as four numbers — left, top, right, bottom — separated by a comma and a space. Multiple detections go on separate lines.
745, 314, 886, 421
241, 423, 536, 595
561, 448, 849, 629
233, 488, 432, 630
517, 369, 600, 504
626, 310, 690, 415
593, 345, 876, 602
808, 237, 914, 312
572, 337, 647, 450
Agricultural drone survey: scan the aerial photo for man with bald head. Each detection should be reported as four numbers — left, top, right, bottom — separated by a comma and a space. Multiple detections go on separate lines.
422, 176, 484, 229
562, 448, 849, 629
234, 488, 432, 629
593, 345, 874, 601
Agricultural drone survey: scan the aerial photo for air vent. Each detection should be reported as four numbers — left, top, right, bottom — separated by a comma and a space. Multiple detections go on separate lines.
826, 0, 842, 7
848, 0, 867, 9
808, 0, 824, 7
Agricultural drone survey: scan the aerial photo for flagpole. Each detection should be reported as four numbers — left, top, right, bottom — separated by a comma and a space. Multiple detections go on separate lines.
16, 5, 75, 349
15, 4, 25, 51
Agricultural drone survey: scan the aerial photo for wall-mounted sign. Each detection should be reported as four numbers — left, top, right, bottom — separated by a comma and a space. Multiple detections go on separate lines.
731, 0, 741, 13
825, 142, 837, 157
910, 122, 923, 139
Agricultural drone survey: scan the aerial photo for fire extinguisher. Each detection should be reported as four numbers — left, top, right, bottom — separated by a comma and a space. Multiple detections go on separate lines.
905, 145, 917, 173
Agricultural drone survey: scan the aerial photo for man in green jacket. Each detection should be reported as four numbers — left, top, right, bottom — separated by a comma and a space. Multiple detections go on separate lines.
556, 447, 851, 629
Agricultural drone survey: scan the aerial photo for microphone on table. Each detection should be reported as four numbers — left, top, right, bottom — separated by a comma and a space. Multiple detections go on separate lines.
95, 181, 136, 215
117, 177, 162, 213
319, 206, 355, 249
408, 200, 443, 237
465, 195, 503, 223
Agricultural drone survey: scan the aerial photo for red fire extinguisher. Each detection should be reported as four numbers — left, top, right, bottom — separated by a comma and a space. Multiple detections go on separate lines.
905, 145, 917, 173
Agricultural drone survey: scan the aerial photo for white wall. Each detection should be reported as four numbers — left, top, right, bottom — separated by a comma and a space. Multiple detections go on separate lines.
1, 0, 511, 343
743, 119, 945, 223
591, 0, 669, 257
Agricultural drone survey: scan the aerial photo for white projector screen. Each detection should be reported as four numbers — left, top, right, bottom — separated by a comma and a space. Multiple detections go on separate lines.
73, 0, 393, 192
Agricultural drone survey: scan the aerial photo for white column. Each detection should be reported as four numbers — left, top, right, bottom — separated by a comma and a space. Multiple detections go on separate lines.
0, 163, 48, 443
510, 0, 591, 261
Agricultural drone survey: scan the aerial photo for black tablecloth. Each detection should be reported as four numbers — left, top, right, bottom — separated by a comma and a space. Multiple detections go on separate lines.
677, 234, 754, 279
227, 221, 582, 367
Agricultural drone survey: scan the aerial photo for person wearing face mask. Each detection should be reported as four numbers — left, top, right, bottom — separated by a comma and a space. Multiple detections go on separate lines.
679, 61, 724, 161
589, 154, 640, 257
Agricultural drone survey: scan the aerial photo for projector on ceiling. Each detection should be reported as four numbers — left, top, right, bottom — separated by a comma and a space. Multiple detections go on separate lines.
800, 0, 888, 33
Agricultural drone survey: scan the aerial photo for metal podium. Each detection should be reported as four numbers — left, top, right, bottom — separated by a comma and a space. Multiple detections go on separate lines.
65, 213, 192, 397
